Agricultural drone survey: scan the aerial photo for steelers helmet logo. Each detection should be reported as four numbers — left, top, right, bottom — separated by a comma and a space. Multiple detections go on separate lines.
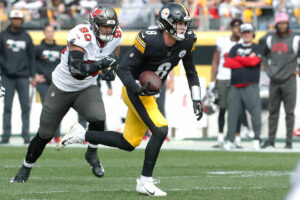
161, 8, 170, 19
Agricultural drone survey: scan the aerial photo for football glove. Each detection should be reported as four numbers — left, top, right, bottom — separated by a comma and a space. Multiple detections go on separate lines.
101, 66, 117, 81
100, 53, 119, 70
140, 82, 160, 96
193, 100, 203, 121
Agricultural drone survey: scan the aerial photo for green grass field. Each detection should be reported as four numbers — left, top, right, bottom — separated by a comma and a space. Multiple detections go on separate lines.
0, 146, 299, 200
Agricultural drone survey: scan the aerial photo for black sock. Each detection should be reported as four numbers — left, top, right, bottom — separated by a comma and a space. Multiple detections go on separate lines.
25, 133, 52, 164
85, 131, 134, 151
142, 127, 168, 177
218, 108, 226, 133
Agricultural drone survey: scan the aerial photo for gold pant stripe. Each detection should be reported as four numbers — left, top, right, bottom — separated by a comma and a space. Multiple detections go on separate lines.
122, 86, 168, 147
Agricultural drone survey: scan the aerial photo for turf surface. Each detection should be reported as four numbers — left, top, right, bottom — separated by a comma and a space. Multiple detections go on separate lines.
0, 146, 299, 199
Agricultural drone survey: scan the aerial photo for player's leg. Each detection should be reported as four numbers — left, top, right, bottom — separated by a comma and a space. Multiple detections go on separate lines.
214, 80, 229, 148
225, 85, 242, 149
262, 82, 281, 148
242, 84, 262, 150
1, 74, 16, 143
72, 85, 107, 178
11, 83, 72, 183
281, 78, 296, 149
16, 77, 30, 143
122, 87, 168, 196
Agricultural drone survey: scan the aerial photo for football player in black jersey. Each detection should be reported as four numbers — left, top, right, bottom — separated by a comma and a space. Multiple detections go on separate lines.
57, 2, 203, 196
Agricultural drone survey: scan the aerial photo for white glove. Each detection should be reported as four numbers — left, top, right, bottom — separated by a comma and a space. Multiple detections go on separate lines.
208, 82, 215, 92
0, 86, 5, 97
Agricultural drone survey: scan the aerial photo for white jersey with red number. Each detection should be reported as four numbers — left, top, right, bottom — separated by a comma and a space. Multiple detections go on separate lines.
52, 24, 123, 92
215, 36, 239, 80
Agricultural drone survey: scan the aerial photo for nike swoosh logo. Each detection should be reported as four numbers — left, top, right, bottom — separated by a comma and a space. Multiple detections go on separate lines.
145, 188, 155, 196
62, 137, 72, 146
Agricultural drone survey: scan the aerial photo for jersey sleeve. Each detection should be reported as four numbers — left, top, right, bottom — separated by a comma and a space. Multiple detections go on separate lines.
114, 26, 123, 47
215, 37, 222, 51
133, 31, 147, 55
67, 25, 92, 50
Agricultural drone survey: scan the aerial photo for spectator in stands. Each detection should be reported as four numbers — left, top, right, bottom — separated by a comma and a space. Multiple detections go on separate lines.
184, 0, 201, 28
0, 10, 36, 144
261, 13, 300, 149
13, 0, 48, 29
35, 24, 64, 143
0, 0, 7, 31
118, 0, 146, 29
223, 23, 262, 150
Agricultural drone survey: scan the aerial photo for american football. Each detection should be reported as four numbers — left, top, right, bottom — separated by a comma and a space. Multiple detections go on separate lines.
139, 71, 162, 92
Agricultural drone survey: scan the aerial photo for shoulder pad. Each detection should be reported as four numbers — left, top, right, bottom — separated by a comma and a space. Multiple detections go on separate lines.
187, 30, 197, 52
67, 24, 94, 49
133, 30, 147, 54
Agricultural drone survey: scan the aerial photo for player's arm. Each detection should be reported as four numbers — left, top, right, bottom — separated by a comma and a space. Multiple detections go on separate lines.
68, 43, 118, 80
117, 31, 155, 95
209, 48, 220, 91
0, 34, 5, 69
182, 51, 203, 121
261, 35, 271, 70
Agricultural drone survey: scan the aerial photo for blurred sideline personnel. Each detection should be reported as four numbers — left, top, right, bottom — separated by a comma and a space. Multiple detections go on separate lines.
261, 13, 300, 149
209, 19, 248, 149
0, 10, 36, 144
10, 4, 122, 183
57, 2, 203, 196
223, 23, 262, 150
35, 24, 64, 143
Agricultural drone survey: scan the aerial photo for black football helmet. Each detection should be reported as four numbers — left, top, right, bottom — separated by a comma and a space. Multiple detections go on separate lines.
89, 4, 118, 42
158, 2, 191, 41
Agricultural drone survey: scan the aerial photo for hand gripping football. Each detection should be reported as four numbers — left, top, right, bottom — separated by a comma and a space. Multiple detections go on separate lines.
139, 71, 162, 92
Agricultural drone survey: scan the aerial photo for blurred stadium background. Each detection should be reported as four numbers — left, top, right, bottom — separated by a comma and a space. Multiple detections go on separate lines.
0, 0, 299, 142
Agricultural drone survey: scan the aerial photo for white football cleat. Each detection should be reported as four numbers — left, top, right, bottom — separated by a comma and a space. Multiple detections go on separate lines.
136, 176, 167, 196
224, 140, 234, 150
252, 139, 261, 151
56, 123, 86, 151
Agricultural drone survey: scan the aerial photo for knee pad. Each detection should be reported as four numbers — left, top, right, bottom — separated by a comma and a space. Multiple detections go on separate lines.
151, 126, 168, 140
88, 121, 105, 131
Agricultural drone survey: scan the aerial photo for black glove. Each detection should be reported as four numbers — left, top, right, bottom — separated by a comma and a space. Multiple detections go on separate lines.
140, 82, 160, 96
193, 100, 203, 121
101, 66, 117, 81
100, 53, 119, 70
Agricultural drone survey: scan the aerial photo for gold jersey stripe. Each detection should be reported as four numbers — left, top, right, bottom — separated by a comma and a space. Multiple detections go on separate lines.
134, 36, 145, 54
191, 40, 197, 52
137, 35, 145, 46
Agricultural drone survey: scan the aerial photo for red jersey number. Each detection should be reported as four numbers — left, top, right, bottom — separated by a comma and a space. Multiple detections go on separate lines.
79, 27, 91, 41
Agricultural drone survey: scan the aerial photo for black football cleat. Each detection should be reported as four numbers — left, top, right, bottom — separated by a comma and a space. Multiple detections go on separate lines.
10, 165, 31, 183
85, 150, 105, 178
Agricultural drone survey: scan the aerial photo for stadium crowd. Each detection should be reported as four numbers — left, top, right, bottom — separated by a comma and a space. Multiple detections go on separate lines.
0, 0, 299, 31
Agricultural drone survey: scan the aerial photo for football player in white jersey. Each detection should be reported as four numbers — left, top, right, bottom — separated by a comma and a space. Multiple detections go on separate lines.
208, 19, 246, 149
10, 4, 123, 183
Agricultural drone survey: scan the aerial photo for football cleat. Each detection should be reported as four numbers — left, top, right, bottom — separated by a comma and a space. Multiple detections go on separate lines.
252, 139, 261, 151
224, 140, 234, 150
10, 165, 31, 183
56, 123, 86, 151
85, 150, 105, 178
136, 176, 167, 196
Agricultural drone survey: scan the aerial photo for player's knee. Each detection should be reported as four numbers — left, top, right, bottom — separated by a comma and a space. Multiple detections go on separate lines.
86, 112, 106, 123
88, 121, 105, 131
122, 137, 135, 152
151, 126, 168, 140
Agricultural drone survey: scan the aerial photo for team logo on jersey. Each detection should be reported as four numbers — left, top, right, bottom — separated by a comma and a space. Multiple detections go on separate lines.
161, 8, 170, 19
6, 39, 26, 52
179, 50, 186, 58
43, 50, 60, 61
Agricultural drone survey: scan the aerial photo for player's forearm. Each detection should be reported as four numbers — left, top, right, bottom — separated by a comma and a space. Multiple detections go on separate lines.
116, 67, 141, 94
